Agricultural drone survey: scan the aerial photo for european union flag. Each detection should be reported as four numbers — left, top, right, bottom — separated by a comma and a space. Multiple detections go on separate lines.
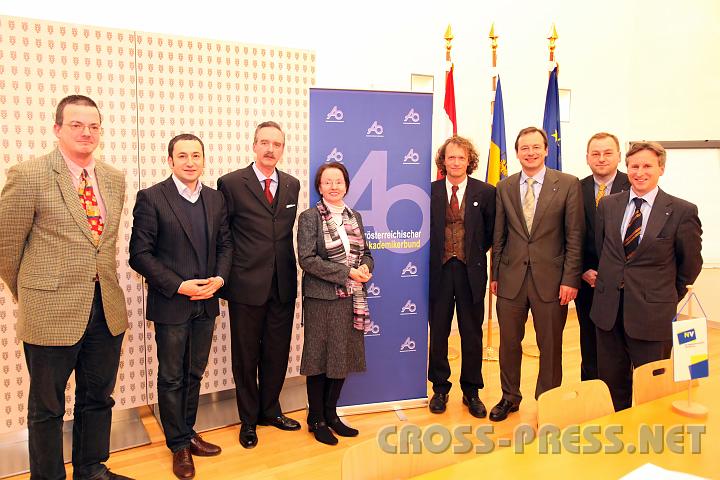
543, 66, 561, 170
486, 77, 508, 186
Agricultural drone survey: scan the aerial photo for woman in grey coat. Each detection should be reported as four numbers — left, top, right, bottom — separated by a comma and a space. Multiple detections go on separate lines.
297, 162, 374, 446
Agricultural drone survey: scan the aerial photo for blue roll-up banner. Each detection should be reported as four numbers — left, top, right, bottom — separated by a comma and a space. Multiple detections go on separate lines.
309, 88, 432, 409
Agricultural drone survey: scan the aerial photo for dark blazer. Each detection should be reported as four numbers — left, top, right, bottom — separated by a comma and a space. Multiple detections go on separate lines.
217, 164, 300, 305
429, 177, 496, 304
129, 176, 232, 325
591, 189, 702, 341
297, 207, 374, 300
580, 171, 631, 273
492, 168, 584, 302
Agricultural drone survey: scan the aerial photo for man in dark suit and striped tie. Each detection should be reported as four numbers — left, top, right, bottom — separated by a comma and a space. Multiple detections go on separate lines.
591, 142, 703, 411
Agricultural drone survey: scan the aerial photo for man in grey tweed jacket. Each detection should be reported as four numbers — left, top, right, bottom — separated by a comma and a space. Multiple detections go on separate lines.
0, 95, 131, 480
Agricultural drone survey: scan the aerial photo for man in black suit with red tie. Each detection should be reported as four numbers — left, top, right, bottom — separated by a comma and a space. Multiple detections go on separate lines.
591, 141, 702, 411
129, 134, 233, 479
576, 132, 631, 381
217, 121, 301, 449
427, 135, 495, 418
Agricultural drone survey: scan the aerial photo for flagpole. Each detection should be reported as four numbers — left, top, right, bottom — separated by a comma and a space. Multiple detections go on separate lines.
444, 24, 459, 361
444, 24, 457, 137
439, 24, 455, 182
483, 23, 499, 362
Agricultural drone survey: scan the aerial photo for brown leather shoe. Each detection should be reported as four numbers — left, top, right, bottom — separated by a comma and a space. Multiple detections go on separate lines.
189, 434, 221, 457
172, 447, 195, 479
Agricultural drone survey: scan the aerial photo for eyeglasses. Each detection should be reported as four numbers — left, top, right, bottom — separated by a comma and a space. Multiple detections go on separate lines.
63, 122, 102, 135
321, 180, 345, 187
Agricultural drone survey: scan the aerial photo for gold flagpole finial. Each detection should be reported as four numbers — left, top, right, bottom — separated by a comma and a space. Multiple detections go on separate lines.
489, 22, 498, 50
445, 24, 454, 62
547, 23, 558, 62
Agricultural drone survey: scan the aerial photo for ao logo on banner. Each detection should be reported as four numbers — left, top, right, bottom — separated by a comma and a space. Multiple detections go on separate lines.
401, 261, 419, 277
325, 105, 344, 122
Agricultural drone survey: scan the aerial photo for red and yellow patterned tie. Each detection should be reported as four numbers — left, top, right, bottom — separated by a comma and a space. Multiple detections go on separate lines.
78, 169, 104, 245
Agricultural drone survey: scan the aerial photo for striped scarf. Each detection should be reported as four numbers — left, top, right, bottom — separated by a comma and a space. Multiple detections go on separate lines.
316, 200, 371, 332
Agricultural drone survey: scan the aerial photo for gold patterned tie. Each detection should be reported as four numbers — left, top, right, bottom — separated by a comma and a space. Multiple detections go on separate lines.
595, 183, 607, 207
523, 178, 536, 233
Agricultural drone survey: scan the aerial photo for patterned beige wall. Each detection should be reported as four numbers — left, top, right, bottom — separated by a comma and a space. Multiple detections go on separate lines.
0, 15, 314, 433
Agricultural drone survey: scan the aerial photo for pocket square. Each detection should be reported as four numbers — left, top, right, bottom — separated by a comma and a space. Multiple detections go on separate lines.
286, 203, 296, 208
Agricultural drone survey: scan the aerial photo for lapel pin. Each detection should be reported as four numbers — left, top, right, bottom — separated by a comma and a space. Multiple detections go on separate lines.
473, 201, 478, 206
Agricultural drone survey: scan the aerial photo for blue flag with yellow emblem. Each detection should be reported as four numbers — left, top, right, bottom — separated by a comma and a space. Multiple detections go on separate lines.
543, 66, 561, 170
486, 77, 507, 186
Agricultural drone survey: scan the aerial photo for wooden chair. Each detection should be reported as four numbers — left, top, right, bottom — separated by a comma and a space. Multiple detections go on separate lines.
633, 358, 692, 404
537, 380, 615, 429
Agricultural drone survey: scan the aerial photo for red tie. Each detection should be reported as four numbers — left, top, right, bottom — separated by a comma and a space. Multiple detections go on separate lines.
264, 178, 274, 204
450, 185, 460, 216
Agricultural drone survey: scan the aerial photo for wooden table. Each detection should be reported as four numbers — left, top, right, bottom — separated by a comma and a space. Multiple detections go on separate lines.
413, 377, 718, 479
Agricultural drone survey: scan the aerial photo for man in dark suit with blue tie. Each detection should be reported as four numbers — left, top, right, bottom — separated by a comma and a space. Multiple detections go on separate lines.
217, 121, 301, 449
129, 134, 232, 479
576, 132, 631, 381
427, 136, 495, 418
591, 141, 702, 411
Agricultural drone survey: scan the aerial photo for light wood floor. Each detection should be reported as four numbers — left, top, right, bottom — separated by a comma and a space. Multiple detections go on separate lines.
9, 311, 720, 480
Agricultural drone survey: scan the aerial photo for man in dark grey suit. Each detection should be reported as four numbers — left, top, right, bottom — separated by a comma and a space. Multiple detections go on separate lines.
427, 136, 495, 418
576, 132, 631, 381
129, 134, 232, 479
489, 127, 584, 422
217, 121, 301, 449
591, 141, 702, 411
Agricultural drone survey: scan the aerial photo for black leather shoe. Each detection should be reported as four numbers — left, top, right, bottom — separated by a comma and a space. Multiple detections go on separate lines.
189, 434, 221, 456
258, 414, 301, 431
489, 398, 519, 422
463, 395, 487, 419
94, 471, 135, 480
239, 423, 258, 449
308, 421, 338, 445
428, 393, 449, 414
327, 416, 359, 437
172, 447, 195, 479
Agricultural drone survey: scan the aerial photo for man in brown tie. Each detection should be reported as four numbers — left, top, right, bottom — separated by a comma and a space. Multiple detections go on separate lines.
428, 136, 496, 417
489, 127, 584, 422
0, 95, 131, 479
591, 142, 702, 410
576, 133, 630, 381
